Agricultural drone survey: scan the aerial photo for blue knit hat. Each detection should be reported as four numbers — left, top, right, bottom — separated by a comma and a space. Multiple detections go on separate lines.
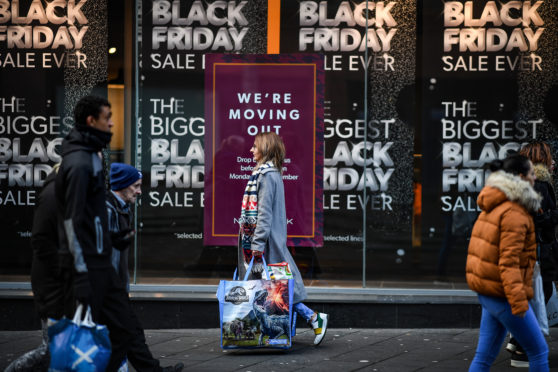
110, 163, 142, 191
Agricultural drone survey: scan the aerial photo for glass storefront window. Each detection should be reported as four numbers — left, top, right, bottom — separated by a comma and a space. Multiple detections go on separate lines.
1, 1, 556, 294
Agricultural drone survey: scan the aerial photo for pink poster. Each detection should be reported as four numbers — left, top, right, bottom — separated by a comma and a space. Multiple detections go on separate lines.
204, 54, 324, 246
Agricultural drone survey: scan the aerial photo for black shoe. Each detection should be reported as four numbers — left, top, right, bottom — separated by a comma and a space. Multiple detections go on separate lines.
511, 351, 529, 368
506, 337, 518, 353
162, 362, 184, 372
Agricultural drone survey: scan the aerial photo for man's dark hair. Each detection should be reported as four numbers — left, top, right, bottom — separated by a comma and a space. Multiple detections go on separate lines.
74, 95, 111, 127
488, 153, 531, 177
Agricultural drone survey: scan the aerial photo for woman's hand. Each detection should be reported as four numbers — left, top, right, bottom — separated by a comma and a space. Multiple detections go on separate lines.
250, 249, 264, 275
252, 250, 263, 257
516, 311, 526, 318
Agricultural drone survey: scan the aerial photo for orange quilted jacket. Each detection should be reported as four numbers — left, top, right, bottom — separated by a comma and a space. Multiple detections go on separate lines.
466, 171, 541, 315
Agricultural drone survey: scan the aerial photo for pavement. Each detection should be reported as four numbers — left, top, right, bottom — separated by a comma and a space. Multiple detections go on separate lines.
2, 328, 558, 371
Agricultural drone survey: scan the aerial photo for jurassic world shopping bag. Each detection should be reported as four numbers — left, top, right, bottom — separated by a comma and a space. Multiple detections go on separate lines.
217, 257, 294, 349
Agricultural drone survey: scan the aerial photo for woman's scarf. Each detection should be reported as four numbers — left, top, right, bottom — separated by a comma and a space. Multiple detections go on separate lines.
239, 161, 274, 271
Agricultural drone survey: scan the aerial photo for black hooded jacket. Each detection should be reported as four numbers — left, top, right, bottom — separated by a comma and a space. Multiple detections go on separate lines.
55, 126, 113, 272
533, 163, 558, 281
106, 190, 133, 287
32, 169, 58, 262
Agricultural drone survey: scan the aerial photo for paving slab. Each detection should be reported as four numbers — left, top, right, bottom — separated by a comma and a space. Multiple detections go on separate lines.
2, 328, 558, 371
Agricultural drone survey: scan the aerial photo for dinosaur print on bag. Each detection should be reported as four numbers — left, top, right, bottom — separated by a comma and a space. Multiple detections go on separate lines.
218, 278, 293, 349
253, 290, 290, 346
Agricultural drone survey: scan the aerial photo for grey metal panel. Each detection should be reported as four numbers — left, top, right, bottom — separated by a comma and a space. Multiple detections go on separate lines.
0, 282, 478, 304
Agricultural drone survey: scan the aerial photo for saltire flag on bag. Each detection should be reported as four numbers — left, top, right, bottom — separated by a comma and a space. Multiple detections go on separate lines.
217, 257, 294, 349
48, 304, 111, 371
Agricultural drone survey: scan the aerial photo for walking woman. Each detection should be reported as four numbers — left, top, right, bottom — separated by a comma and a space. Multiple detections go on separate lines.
503, 142, 558, 367
238, 132, 328, 345
467, 154, 548, 371
520, 142, 558, 302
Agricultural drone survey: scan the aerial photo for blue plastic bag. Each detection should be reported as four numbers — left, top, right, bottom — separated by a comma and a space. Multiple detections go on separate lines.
530, 262, 549, 335
217, 256, 294, 349
48, 304, 111, 371
117, 357, 128, 372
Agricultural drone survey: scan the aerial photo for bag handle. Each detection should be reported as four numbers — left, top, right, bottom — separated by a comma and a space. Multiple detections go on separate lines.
72, 304, 84, 325
72, 304, 96, 327
81, 306, 95, 327
241, 255, 269, 281
242, 257, 255, 281
261, 255, 269, 280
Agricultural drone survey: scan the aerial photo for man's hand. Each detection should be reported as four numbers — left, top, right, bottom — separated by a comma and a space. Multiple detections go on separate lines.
111, 228, 135, 251
73, 272, 91, 305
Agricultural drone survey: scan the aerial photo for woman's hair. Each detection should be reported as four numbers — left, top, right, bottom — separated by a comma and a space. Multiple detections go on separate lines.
254, 132, 285, 170
519, 141, 553, 170
488, 153, 531, 177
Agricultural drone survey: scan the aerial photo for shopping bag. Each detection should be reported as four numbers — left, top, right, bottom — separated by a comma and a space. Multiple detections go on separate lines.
217, 256, 294, 349
266, 262, 297, 337
547, 284, 558, 327
48, 317, 78, 371
48, 304, 111, 372
266, 262, 298, 338
529, 262, 549, 335
117, 357, 128, 372
267, 262, 293, 280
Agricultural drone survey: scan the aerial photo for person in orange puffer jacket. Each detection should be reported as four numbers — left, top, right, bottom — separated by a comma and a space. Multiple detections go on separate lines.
467, 154, 548, 372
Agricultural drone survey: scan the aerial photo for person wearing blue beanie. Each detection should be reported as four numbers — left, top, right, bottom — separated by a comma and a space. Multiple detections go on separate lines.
110, 163, 142, 191
106, 165, 183, 372
107, 162, 142, 283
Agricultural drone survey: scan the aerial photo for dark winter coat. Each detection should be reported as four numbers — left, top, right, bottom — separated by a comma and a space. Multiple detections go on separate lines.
106, 190, 132, 288
55, 126, 113, 272
533, 163, 558, 281
32, 170, 59, 263
31, 167, 72, 319
466, 171, 541, 315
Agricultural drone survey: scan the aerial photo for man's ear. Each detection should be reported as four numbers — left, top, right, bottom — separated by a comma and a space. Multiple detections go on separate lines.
85, 115, 95, 127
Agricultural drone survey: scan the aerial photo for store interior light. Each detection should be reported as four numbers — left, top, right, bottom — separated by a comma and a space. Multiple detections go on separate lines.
108, 47, 117, 54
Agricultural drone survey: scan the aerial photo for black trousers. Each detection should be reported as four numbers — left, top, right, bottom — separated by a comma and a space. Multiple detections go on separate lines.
86, 268, 161, 372
127, 297, 162, 371
543, 280, 555, 304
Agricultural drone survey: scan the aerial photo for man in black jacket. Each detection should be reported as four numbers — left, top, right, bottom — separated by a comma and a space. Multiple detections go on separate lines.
56, 95, 114, 305
6, 166, 73, 371
56, 96, 182, 372
56, 95, 133, 371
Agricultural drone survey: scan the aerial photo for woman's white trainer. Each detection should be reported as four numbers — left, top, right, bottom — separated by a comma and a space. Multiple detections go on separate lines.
310, 313, 329, 345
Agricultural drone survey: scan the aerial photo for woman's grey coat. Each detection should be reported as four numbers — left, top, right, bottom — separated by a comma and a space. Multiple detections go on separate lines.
237, 167, 307, 304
